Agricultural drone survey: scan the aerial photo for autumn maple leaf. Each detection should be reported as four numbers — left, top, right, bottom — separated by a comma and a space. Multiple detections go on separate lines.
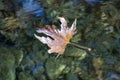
34, 17, 76, 57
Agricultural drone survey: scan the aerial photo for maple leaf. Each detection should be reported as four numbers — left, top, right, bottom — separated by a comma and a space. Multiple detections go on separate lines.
34, 17, 76, 57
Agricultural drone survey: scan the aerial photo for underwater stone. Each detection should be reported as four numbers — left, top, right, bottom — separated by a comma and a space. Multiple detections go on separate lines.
45, 58, 66, 80
66, 73, 79, 80
0, 47, 15, 80
35, 51, 48, 62
20, 53, 35, 71
105, 71, 120, 80
64, 46, 87, 60
31, 63, 45, 76
13, 50, 24, 67
18, 72, 35, 80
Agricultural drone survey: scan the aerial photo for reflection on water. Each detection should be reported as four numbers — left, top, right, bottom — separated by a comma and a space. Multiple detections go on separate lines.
19, 0, 44, 17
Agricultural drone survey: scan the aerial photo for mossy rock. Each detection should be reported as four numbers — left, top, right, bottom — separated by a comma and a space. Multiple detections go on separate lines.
0, 47, 15, 80
64, 46, 87, 60
66, 73, 78, 80
18, 72, 34, 80
45, 58, 66, 80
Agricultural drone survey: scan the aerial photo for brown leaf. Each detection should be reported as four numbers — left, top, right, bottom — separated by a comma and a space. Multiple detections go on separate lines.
34, 17, 77, 57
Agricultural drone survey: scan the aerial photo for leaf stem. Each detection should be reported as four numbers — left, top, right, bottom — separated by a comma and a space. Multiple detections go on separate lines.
69, 42, 91, 51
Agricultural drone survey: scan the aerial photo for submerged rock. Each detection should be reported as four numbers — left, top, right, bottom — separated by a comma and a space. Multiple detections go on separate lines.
45, 58, 66, 80
64, 46, 87, 60
0, 47, 15, 80
18, 72, 34, 80
66, 73, 79, 80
